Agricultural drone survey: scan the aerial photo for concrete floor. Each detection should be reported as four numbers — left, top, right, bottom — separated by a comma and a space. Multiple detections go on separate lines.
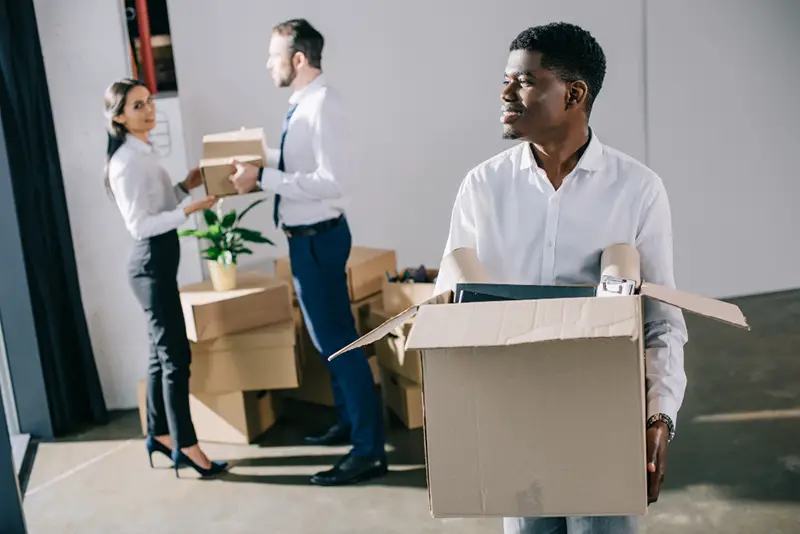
20, 290, 800, 534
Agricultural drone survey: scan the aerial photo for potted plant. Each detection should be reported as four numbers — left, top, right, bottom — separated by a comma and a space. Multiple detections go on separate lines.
179, 198, 273, 291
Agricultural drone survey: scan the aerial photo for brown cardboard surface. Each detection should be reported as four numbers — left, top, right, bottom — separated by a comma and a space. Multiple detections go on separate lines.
200, 128, 267, 197
274, 246, 397, 302
382, 369, 423, 429
382, 268, 438, 315
137, 381, 282, 444
180, 272, 292, 342
372, 308, 422, 384
325, 246, 749, 517
422, 336, 645, 517
189, 321, 299, 394
640, 282, 749, 329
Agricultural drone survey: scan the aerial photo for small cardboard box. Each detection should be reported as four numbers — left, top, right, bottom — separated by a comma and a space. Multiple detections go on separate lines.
180, 272, 292, 342
200, 128, 267, 197
137, 381, 282, 445
332, 247, 749, 518
189, 320, 300, 394
382, 268, 438, 315
373, 308, 422, 384
382, 368, 423, 429
275, 246, 397, 302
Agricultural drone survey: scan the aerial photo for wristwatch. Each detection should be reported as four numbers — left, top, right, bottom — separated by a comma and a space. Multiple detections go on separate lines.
646, 413, 675, 442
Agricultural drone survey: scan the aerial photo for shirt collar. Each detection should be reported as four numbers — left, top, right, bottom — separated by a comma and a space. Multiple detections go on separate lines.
519, 128, 605, 173
125, 133, 154, 154
288, 73, 326, 105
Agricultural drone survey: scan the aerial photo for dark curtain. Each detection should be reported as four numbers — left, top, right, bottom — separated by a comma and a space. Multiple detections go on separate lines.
0, 0, 108, 434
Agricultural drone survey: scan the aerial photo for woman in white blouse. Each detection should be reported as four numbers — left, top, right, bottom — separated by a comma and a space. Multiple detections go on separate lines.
104, 78, 226, 478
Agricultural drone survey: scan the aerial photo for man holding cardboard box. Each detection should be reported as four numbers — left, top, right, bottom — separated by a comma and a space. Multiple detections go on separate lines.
435, 23, 687, 533
229, 19, 386, 486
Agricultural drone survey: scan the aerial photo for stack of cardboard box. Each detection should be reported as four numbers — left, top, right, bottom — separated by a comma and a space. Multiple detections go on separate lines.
371, 267, 438, 429
274, 246, 397, 407
136, 271, 298, 445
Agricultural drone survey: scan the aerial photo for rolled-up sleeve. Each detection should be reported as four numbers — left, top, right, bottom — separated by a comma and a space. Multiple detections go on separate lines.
636, 179, 689, 428
110, 159, 187, 240
259, 96, 348, 201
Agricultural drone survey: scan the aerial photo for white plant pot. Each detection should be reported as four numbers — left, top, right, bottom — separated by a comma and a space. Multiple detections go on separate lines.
207, 261, 237, 291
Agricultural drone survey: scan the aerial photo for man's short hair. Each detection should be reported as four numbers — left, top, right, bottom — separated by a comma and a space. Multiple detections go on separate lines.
510, 22, 606, 114
273, 18, 324, 69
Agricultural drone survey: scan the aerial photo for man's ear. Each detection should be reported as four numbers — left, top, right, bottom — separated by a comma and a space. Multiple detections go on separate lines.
566, 81, 588, 109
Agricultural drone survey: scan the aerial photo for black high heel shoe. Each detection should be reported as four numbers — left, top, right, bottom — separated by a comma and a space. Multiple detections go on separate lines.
145, 436, 172, 468
171, 449, 229, 479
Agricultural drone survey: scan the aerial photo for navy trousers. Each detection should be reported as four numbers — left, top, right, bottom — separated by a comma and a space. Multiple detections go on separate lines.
288, 218, 385, 459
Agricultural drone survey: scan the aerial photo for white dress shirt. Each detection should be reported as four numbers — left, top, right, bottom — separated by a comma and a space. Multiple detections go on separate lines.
108, 134, 189, 240
259, 74, 352, 227
435, 132, 689, 427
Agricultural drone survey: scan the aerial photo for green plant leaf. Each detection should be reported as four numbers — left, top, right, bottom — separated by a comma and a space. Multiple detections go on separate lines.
221, 210, 237, 229
232, 228, 274, 244
237, 198, 267, 224
203, 209, 218, 226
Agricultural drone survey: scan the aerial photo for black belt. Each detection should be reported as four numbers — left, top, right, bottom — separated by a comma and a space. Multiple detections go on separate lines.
282, 214, 345, 238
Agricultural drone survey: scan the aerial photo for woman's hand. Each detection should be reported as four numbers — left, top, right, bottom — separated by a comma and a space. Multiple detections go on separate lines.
182, 168, 204, 191
184, 195, 217, 216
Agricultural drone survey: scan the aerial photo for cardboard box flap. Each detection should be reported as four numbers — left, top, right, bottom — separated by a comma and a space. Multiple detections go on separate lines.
329, 291, 451, 360
406, 296, 641, 350
434, 247, 491, 293
640, 282, 749, 329
200, 154, 263, 168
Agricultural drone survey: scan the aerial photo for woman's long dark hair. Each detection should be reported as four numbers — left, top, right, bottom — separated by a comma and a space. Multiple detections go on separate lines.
103, 78, 146, 198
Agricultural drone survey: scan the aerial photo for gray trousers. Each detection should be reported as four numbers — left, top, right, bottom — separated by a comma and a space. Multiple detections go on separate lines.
503, 516, 639, 534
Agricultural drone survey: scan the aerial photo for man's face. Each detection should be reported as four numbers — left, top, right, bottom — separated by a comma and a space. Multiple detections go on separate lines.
501, 50, 570, 142
267, 34, 296, 88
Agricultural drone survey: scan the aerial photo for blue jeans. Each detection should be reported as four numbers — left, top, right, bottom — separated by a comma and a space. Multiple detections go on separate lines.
288, 218, 385, 459
504, 516, 639, 534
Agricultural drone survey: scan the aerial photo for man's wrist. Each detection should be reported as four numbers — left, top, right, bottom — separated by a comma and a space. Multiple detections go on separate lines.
178, 181, 189, 193
647, 413, 675, 442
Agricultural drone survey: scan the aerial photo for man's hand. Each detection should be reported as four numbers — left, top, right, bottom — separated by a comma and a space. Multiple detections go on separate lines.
182, 167, 203, 190
646, 421, 669, 504
229, 160, 260, 195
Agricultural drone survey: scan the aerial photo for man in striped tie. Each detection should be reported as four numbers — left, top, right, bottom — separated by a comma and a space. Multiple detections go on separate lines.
230, 18, 386, 486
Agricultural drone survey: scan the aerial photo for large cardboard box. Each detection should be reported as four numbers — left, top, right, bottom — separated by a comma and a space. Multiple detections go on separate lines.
180, 272, 292, 342
275, 246, 397, 302
137, 381, 282, 445
189, 321, 300, 394
200, 128, 267, 197
373, 308, 422, 384
382, 268, 438, 315
332, 247, 749, 518
382, 368, 423, 429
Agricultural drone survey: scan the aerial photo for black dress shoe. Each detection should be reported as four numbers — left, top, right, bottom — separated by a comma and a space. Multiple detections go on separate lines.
310, 454, 388, 486
303, 423, 351, 446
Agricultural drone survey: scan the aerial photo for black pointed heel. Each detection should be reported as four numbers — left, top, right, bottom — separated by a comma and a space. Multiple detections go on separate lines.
145, 436, 172, 468
171, 450, 229, 479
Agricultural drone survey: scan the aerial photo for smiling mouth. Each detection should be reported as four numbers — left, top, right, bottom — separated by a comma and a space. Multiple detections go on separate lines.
501, 110, 523, 124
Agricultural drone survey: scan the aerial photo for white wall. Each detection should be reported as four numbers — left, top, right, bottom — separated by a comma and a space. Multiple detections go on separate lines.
166, 0, 647, 271
646, 0, 800, 298
33, 0, 202, 409
34, 0, 800, 408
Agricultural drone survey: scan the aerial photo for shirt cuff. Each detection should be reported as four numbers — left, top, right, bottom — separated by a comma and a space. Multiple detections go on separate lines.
258, 167, 283, 191
647, 396, 680, 430
266, 148, 281, 168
